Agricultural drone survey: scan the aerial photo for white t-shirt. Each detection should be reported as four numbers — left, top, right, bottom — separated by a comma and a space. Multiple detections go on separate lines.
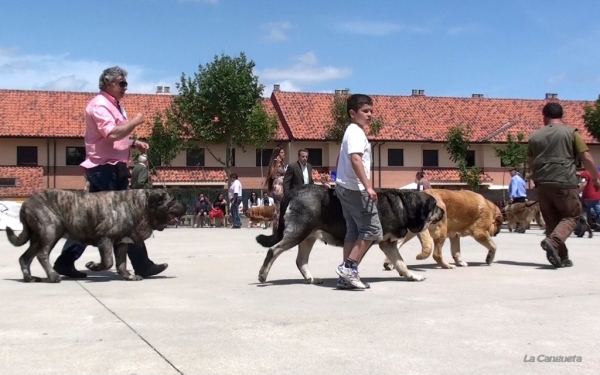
335, 123, 371, 191
229, 179, 242, 200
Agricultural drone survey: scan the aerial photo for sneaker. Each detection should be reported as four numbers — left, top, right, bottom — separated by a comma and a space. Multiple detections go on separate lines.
336, 277, 370, 290
541, 239, 562, 268
335, 263, 366, 289
562, 259, 573, 267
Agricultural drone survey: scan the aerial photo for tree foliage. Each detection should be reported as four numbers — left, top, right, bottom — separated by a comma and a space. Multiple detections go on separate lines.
444, 124, 482, 190
325, 89, 384, 143
492, 132, 529, 176
147, 52, 279, 186
583, 96, 600, 142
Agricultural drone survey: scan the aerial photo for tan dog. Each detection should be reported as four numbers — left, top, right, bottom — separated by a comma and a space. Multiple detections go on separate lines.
383, 189, 503, 270
246, 205, 276, 222
505, 201, 545, 233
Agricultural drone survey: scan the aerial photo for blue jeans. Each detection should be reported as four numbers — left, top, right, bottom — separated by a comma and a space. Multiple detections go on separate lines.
585, 200, 600, 222
56, 163, 154, 272
230, 197, 242, 227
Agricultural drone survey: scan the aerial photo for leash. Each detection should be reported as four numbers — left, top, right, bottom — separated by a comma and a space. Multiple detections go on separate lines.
143, 154, 167, 190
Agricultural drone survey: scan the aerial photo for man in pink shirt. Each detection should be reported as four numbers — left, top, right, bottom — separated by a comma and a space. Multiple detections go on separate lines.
53, 66, 168, 279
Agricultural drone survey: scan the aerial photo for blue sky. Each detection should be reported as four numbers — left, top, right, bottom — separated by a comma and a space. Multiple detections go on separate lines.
1, 0, 600, 100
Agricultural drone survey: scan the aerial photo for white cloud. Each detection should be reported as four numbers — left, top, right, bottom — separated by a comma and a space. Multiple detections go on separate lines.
548, 73, 566, 84
261, 21, 292, 42
446, 24, 485, 36
334, 20, 433, 36
257, 52, 351, 97
0, 47, 179, 94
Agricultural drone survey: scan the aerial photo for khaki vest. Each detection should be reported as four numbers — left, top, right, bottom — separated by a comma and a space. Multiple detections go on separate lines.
529, 124, 579, 188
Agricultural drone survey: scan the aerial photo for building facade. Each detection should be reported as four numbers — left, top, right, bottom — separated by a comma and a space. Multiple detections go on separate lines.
1, 87, 599, 200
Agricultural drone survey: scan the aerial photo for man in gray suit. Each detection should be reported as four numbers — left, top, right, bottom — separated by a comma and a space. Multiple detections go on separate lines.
283, 148, 314, 194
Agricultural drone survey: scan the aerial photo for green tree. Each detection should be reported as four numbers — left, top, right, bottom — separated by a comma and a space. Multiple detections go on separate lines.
149, 52, 279, 187
444, 124, 482, 190
325, 89, 384, 143
492, 132, 529, 176
583, 96, 600, 142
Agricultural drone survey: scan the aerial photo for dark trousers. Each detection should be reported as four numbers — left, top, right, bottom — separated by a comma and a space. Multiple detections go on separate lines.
55, 163, 155, 272
512, 197, 527, 203
537, 185, 581, 260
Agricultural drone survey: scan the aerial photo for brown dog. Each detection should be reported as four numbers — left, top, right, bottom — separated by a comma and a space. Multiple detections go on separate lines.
246, 205, 276, 222
383, 189, 503, 270
505, 201, 545, 233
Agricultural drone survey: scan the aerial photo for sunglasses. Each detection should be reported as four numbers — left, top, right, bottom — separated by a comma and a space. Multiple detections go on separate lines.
117, 81, 128, 88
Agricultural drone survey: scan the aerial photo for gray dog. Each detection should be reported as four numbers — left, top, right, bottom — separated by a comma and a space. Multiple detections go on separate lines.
5, 188, 187, 283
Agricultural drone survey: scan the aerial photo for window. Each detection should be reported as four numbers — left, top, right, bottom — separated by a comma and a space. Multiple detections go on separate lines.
422, 150, 438, 167
186, 148, 205, 167
465, 150, 475, 168
0, 178, 17, 187
17, 146, 38, 166
388, 149, 404, 166
256, 148, 273, 167
226, 148, 236, 167
306, 148, 323, 167
147, 150, 161, 167
66, 147, 86, 166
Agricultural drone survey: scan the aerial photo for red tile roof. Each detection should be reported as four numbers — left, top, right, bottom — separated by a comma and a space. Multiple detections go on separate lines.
150, 167, 227, 184
312, 168, 332, 183
0, 90, 288, 141
271, 91, 597, 143
0, 166, 45, 197
423, 168, 493, 184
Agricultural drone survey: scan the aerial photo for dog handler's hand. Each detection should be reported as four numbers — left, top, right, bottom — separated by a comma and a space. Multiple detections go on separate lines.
135, 140, 149, 153
366, 187, 377, 202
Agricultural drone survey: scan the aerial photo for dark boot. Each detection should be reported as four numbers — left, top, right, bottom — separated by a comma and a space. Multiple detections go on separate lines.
53, 253, 87, 278
127, 242, 169, 278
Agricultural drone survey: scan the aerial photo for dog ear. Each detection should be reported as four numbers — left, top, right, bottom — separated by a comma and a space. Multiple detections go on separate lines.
148, 190, 168, 210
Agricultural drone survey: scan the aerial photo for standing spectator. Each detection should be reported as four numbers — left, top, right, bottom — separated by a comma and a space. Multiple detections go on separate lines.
264, 147, 286, 232
53, 66, 167, 279
415, 171, 431, 191
283, 148, 314, 194
229, 174, 243, 229
130, 154, 152, 189
508, 168, 527, 203
528, 102, 600, 268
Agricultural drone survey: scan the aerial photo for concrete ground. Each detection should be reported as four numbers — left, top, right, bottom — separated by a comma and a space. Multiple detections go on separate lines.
0, 225, 598, 375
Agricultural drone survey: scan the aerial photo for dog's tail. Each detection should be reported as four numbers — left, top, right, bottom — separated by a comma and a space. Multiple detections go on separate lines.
6, 224, 31, 247
256, 194, 289, 248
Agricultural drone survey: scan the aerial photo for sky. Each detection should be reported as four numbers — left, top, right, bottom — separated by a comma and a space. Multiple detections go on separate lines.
1, 0, 600, 100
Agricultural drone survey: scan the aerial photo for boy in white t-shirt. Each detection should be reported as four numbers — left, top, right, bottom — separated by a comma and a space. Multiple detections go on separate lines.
334, 94, 383, 290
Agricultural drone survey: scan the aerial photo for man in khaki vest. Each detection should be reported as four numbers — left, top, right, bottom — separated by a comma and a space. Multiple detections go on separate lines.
528, 102, 600, 268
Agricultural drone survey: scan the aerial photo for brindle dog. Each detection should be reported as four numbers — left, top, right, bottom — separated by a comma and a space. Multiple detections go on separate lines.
5, 188, 186, 283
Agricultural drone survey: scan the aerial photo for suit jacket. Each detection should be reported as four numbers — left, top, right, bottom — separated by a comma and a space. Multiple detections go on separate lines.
283, 161, 313, 193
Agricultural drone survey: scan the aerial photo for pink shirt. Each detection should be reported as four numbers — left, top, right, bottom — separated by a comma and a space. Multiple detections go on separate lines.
80, 91, 132, 169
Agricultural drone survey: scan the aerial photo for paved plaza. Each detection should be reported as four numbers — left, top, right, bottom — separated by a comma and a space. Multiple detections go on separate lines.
0, 225, 598, 375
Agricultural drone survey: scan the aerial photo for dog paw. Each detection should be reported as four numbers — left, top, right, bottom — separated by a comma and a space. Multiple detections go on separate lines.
85, 261, 105, 272
124, 275, 143, 281
441, 263, 456, 269
258, 270, 267, 283
485, 255, 494, 265
455, 261, 469, 267
48, 273, 62, 283
307, 278, 323, 285
407, 274, 425, 282
383, 262, 394, 271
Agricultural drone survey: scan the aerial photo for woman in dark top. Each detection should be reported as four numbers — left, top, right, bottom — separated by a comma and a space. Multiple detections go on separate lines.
210, 193, 227, 227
